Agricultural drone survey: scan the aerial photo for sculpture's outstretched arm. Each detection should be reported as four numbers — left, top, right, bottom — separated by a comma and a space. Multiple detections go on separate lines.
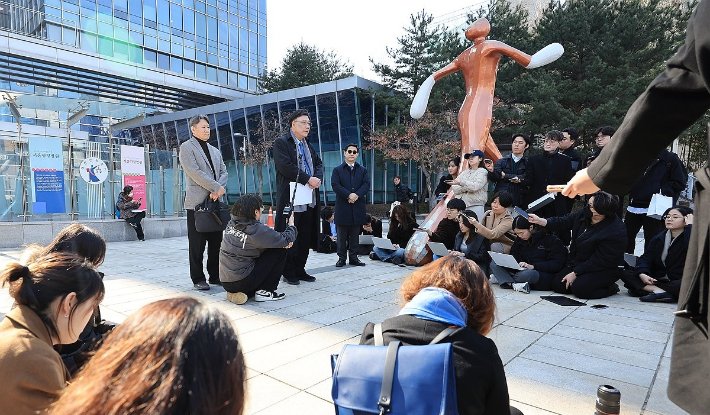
526, 43, 564, 68
410, 60, 460, 119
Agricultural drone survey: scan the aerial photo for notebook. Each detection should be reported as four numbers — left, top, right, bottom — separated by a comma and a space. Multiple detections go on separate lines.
427, 242, 450, 257
359, 235, 374, 245
372, 237, 396, 250
488, 251, 526, 270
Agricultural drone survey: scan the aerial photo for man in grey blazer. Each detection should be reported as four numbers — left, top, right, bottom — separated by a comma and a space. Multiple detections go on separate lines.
179, 115, 228, 290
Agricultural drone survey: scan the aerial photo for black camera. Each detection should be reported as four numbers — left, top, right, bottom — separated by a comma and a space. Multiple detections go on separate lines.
595, 385, 620, 415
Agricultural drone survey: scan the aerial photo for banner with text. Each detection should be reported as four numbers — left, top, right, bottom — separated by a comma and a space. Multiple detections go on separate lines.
120, 145, 145, 209
29, 137, 65, 214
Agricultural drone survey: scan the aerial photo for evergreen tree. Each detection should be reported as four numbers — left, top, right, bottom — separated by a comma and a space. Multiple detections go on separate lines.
259, 42, 353, 93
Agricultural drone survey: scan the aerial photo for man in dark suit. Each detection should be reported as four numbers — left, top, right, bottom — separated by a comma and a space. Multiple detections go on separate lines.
563, 2, 710, 412
523, 130, 575, 219
331, 144, 370, 267
273, 109, 324, 285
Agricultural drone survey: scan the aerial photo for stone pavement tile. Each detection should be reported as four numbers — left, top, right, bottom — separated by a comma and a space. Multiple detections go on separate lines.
321, 277, 398, 295
569, 307, 674, 332
497, 290, 550, 304
253, 391, 333, 415
265, 340, 352, 390
534, 334, 661, 370
246, 367, 260, 380
510, 400, 561, 415
260, 293, 363, 319
238, 319, 325, 353
337, 281, 403, 299
229, 312, 290, 334
548, 324, 668, 356
495, 297, 535, 324
327, 304, 401, 336
243, 374, 300, 415
101, 285, 180, 306
300, 298, 390, 325
572, 303, 675, 325
487, 324, 543, 365
645, 357, 691, 415
306, 378, 334, 403
559, 316, 670, 343
586, 295, 677, 316
505, 358, 648, 414
520, 344, 656, 387
504, 301, 576, 332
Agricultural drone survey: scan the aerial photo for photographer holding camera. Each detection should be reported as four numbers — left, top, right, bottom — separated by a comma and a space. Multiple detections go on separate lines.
273, 109, 324, 286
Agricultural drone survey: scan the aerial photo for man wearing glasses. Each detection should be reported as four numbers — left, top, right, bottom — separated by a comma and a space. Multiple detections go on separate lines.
524, 130, 575, 219
273, 109, 324, 285
583, 126, 615, 168
331, 144, 370, 267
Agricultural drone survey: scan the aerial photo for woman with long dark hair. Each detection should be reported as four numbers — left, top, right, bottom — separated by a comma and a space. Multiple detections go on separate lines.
451, 210, 491, 274
50, 298, 246, 415
434, 156, 461, 196
370, 204, 418, 265
0, 253, 105, 415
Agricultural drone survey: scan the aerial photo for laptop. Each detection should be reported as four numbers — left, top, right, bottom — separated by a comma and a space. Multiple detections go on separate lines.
372, 237, 397, 250
359, 235, 374, 245
488, 251, 525, 270
624, 253, 638, 268
427, 242, 450, 257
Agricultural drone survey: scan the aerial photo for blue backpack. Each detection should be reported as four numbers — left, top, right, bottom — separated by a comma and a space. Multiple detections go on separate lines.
115, 202, 121, 219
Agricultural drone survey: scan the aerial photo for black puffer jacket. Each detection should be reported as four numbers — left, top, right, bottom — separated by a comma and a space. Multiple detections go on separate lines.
509, 231, 567, 274
545, 210, 626, 275
219, 216, 297, 283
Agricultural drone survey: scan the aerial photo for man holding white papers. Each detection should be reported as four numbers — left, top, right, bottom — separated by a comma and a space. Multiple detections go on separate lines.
273, 109, 324, 285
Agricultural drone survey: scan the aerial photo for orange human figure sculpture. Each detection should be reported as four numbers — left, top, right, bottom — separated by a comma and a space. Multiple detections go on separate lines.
404, 18, 563, 266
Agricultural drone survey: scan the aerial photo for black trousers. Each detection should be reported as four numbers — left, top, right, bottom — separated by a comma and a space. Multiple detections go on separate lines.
186, 209, 222, 284
619, 269, 682, 299
624, 211, 663, 253
551, 266, 621, 299
222, 248, 287, 296
283, 206, 315, 281
336, 224, 361, 261
125, 211, 145, 240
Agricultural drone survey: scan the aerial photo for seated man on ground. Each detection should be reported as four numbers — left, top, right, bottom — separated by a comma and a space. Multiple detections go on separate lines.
370, 204, 418, 266
357, 214, 383, 256
529, 191, 626, 299
620, 206, 693, 303
469, 191, 516, 253
219, 194, 296, 304
424, 198, 465, 257
490, 216, 567, 293
451, 210, 491, 274
317, 206, 338, 254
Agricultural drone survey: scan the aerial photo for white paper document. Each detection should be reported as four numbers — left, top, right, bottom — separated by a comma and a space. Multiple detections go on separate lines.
289, 182, 313, 206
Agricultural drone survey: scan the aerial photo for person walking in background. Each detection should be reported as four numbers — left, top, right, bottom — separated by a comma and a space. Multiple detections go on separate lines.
273, 109, 324, 286
450, 149, 489, 220
489, 134, 530, 207
434, 157, 461, 197
49, 298, 246, 415
219, 194, 296, 304
179, 114, 228, 291
116, 185, 145, 241
331, 144, 370, 267
393, 176, 413, 204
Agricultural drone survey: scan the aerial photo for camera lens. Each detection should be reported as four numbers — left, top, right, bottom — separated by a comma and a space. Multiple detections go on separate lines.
594, 385, 620, 415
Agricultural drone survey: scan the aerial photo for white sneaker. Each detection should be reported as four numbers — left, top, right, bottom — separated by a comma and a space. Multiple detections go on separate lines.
512, 282, 530, 294
254, 290, 286, 302
226, 292, 248, 305
489, 274, 499, 284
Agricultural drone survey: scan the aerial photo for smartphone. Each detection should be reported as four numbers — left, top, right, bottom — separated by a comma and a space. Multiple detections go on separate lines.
513, 206, 529, 219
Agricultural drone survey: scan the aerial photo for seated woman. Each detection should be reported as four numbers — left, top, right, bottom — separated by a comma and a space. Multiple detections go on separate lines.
49, 297, 246, 415
450, 150, 489, 219
116, 185, 145, 241
0, 253, 105, 415
370, 204, 419, 266
434, 156, 460, 198
621, 206, 693, 303
424, 198, 466, 252
451, 210, 491, 274
470, 191, 516, 253
317, 206, 338, 254
491, 216, 567, 293
357, 214, 383, 256
360, 256, 522, 415
529, 191, 626, 299
219, 194, 297, 304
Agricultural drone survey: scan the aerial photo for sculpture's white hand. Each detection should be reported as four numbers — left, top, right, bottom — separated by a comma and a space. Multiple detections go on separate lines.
526, 43, 564, 69
410, 75, 435, 119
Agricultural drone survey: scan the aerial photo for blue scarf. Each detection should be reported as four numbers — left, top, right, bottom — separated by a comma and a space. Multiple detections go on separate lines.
399, 287, 468, 327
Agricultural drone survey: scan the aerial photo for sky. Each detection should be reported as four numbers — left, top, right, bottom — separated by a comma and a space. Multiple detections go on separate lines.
266, 0, 488, 83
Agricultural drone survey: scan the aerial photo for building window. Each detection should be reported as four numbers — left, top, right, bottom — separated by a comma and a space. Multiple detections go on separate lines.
158, 52, 170, 70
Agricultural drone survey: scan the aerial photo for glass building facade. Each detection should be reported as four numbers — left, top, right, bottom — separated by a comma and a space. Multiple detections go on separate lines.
1, 0, 266, 92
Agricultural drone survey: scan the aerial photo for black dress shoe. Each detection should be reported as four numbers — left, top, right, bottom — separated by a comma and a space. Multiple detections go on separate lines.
282, 277, 300, 286
350, 260, 366, 266
298, 274, 316, 282
639, 292, 674, 303
193, 281, 210, 291
335, 259, 346, 267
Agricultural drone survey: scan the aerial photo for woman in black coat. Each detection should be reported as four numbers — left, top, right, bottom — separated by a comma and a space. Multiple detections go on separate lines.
529, 191, 626, 299
434, 157, 461, 196
451, 210, 490, 274
621, 206, 693, 302
360, 256, 522, 415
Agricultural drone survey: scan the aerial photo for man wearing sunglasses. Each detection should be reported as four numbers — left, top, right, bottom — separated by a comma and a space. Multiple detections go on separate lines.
331, 144, 370, 267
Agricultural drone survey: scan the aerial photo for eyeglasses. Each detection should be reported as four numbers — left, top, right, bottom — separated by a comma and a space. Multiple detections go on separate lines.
663, 215, 684, 220
295, 121, 312, 126
544, 138, 559, 143
446, 208, 458, 213
346, 150, 358, 154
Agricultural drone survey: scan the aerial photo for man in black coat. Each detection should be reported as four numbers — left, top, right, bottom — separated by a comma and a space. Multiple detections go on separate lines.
273, 109, 324, 285
488, 133, 530, 207
624, 149, 687, 253
331, 144, 370, 267
562, 2, 710, 410
523, 130, 575, 219
393, 176, 413, 203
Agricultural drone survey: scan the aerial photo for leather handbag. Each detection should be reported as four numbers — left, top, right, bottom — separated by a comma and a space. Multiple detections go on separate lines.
194, 196, 231, 233
331, 324, 459, 415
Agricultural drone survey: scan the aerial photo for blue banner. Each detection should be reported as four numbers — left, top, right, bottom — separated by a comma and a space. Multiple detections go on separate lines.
29, 137, 66, 214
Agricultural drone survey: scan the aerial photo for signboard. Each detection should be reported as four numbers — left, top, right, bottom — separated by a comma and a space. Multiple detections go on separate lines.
120, 145, 145, 209
28, 137, 65, 214
79, 157, 108, 184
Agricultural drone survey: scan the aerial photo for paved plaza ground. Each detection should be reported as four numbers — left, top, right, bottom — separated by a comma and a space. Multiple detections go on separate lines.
0, 236, 690, 415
